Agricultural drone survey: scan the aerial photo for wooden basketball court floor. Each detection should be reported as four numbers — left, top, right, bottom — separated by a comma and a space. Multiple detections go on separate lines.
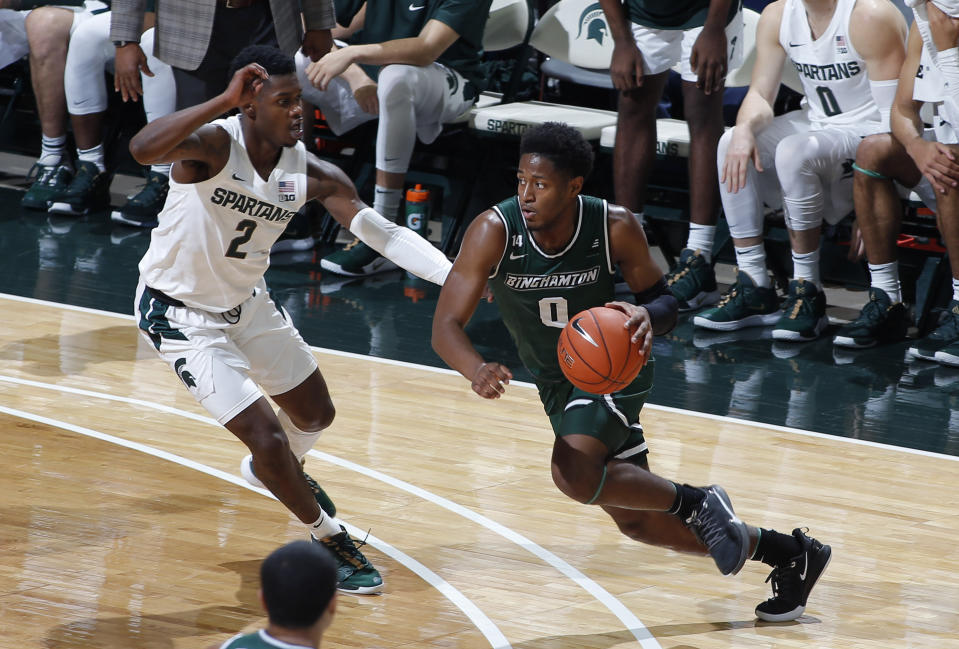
1, 293, 958, 649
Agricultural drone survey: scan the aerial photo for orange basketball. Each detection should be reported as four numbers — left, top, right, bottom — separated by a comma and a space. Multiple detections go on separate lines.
557, 306, 647, 394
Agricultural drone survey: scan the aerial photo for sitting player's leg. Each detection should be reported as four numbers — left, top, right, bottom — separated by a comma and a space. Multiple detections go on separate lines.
51, 10, 113, 216
21, 6, 77, 209
695, 114, 806, 331
771, 129, 856, 341
679, 71, 725, 265
834, 133, 917, 348
111, 27, 176, 228
930, 153, 959, 365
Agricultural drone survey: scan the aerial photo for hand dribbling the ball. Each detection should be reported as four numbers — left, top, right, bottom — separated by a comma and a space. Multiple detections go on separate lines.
471, 361, 513, 399
604, 301, 654, 362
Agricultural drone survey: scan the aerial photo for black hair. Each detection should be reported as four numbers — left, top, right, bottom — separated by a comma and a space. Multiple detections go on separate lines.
260, 540, 338, 628
228, 45, 296, 81
519, 122, 594, 180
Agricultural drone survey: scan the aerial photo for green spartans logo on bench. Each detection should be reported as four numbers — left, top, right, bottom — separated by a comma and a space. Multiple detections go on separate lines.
576, 2, 608, 45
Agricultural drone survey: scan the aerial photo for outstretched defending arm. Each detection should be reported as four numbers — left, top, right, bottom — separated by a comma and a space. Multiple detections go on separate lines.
305, 154, 451, 284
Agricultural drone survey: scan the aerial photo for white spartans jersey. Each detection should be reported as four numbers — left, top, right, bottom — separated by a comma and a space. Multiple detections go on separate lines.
780, 0, 880, 130
912, 3, 959, 133
914, 40, 944, 104
138, 115, 307, 311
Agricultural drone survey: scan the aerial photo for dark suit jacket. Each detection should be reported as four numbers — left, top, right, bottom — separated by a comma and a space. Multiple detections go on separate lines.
110, 0, 335, 70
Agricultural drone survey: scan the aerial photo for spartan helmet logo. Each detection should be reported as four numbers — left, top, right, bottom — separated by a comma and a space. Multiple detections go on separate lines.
174, 357, 197, 389
576, 3, 608, 45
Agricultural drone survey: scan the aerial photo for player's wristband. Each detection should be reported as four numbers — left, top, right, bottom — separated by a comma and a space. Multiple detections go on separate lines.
634, 277, 678, 336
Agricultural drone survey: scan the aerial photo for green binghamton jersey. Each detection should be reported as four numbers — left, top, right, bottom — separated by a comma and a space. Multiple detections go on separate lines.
335, 0, 492, 93
217, 630, 311, 649
624, 0, 740, 30
488, 194, 616, 387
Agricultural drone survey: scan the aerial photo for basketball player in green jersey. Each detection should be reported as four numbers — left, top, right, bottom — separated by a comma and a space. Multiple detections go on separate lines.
432, 122, 831, 622
209, 541, 338, 649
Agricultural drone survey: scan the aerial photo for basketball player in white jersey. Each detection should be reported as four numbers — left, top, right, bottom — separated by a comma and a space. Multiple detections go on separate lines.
693, 0, 906, 342
837, 6, 959, 360
129, 45, 452, 595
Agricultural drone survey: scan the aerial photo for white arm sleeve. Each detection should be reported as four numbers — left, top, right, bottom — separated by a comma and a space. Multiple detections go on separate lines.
869, 79, 899, 132
348, 207, 452, 285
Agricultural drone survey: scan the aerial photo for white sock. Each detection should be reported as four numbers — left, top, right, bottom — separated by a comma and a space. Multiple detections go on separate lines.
734, 244, 771, 288
792, 249, 821, 288
953, 277, 959, 303
686, 224, 716, 263
77, 144, 105, 172
307, 510, 341, 540
277, 409, 322, 461
868, 261, 901, 303
39, 134, 67, 167
373, 185, 403, 222
150, 163, 171, 177
349, 207, 451, 284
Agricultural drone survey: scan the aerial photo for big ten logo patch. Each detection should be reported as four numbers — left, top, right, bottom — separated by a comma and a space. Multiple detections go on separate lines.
278, 179, 296, 202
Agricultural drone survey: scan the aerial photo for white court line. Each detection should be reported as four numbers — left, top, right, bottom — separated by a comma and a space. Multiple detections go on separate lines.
0, 403, 512, 649
0, 372, 662, 647
3, 291, 955, 463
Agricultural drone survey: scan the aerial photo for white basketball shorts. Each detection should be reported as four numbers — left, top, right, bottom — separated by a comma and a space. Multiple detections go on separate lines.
134, 278, 317, 425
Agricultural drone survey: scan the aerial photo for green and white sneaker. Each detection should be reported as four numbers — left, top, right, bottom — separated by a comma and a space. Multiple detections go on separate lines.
240, 454, 337, 517
112, 170, 169, 228
21, 161, 73, 210
48, 161, 113, 215
320, 238, 398, 277
666, 248, 720, 312
910, 299, 959, 361
833, 287, 908, 349
316, 526, 384, 594
693, 270, 780, 331
772, 279, 828, 342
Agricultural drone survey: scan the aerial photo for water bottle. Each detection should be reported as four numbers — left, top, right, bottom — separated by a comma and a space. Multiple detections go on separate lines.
404, 184, 430, 279
404, 184, 430, 240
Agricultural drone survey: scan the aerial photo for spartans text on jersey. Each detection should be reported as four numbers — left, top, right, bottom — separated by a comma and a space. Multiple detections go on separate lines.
210, 188, 298, 223
791, 60, 862, 82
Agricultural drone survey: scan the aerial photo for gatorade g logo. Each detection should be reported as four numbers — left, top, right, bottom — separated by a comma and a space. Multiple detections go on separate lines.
407, 213, 423, 230
174, 358, 197, 389
576, 3, 608, 45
